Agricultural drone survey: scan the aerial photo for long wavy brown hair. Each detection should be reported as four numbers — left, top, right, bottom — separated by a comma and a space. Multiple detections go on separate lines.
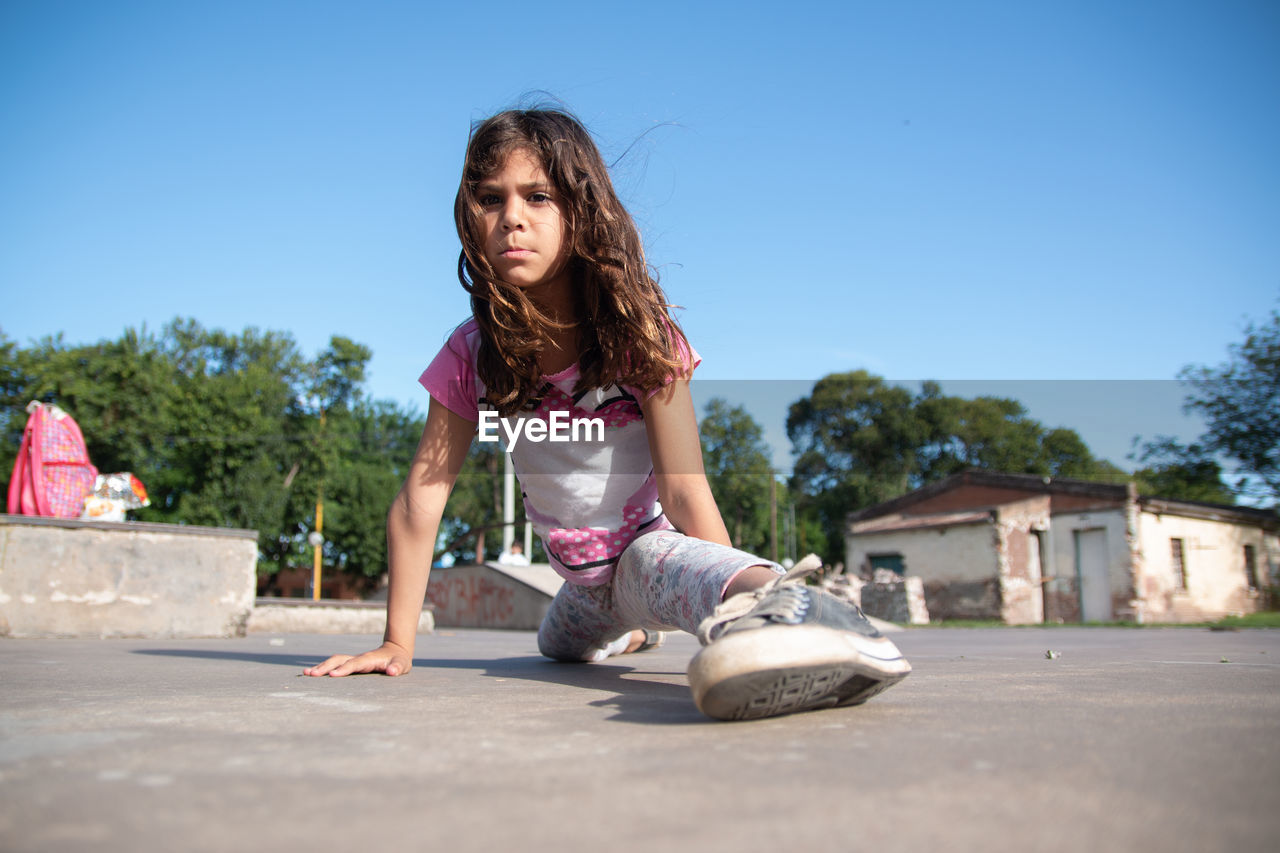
454, 107, 690, 417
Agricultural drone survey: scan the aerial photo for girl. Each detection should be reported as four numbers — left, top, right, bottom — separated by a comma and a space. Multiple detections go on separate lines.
303, 107, 910, 720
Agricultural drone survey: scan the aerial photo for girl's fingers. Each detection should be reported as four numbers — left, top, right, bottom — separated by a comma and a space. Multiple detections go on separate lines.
302, 654, 356, 677
302, 647, 409, 677
326, 655, 377, 677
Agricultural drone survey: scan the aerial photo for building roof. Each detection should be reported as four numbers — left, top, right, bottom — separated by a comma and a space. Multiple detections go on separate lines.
850, 509, 995, 535
847, 469, 1278, 530
1139, 496, 1279, 527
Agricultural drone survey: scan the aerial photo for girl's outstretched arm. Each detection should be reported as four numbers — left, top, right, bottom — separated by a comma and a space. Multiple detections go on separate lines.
641, 379, 732, 546
302, 398, 474, 677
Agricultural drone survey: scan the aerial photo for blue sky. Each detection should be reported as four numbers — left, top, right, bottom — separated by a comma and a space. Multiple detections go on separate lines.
2, 0, 1277, 472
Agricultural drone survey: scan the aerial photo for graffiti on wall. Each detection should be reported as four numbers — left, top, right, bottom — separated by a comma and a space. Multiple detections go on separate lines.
427, 573, 516, 626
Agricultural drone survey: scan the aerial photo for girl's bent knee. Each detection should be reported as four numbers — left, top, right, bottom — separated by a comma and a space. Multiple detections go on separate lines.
537, 626, 579, 662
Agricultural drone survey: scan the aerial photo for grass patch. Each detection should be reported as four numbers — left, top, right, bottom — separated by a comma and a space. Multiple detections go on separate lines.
908, 613, 1280, 629
914, 620, 1035, 628
1208, 611, 1280, 629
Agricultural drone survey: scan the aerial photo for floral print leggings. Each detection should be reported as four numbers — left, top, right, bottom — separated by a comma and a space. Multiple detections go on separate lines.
537, 529, 783, 662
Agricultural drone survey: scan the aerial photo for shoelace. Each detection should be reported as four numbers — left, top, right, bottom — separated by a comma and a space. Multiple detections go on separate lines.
696, 554, 824, 645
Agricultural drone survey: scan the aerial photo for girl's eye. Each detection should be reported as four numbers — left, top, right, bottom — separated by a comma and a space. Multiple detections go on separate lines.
478, 194, 500, 207
529, 192, 551, 204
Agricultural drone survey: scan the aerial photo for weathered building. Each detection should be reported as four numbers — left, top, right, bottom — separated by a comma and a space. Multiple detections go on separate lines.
845, 471, 1278, 624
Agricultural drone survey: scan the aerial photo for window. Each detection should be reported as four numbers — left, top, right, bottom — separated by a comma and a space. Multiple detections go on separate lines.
868, 553, 905, 576
1170, 538, 1187, 590
1244, 545, 1260, 591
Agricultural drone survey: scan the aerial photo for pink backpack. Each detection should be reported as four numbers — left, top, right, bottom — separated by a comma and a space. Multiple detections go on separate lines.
7, 402, 99, 518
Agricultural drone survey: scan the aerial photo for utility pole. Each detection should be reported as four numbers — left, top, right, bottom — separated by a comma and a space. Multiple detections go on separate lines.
770, 475, 778, 564
310, 488, 324, 600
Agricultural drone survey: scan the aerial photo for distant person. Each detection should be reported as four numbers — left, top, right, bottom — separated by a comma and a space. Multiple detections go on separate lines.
303, 105, 910, 720
497, 541, 531, 566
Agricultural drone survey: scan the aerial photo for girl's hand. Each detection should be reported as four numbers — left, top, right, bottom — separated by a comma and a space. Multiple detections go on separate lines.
301, 642, 413, 678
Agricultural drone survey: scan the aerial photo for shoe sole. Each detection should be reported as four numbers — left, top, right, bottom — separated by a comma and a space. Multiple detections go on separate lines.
687, 626, 911, 721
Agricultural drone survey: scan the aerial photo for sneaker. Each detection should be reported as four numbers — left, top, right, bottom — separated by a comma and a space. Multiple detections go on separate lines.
687, 555, 911, 721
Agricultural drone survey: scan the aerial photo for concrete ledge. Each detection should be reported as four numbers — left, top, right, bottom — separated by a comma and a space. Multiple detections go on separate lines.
0, 514, 257, 638
248, 597, 435, 635
426, 562, 564, 630
0, 514, 260, 539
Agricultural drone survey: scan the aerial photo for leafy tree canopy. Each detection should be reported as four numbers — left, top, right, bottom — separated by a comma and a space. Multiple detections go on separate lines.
1130, 437, 1236, 505
700, 398, 774, 555
786, 372, 1119, 563
1176, 309, 1280, 506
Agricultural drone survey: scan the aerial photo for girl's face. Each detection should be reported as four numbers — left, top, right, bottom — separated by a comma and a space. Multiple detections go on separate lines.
476, 148, 572, 303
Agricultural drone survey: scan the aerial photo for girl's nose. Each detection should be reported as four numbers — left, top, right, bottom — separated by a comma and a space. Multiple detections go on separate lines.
501, 201, 524, 230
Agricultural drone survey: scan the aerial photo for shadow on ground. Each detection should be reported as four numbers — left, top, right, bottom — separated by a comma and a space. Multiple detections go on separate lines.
132, 647, 708, 725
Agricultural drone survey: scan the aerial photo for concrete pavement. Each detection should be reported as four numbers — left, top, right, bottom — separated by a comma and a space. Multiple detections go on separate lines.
3, 626, 1279, 852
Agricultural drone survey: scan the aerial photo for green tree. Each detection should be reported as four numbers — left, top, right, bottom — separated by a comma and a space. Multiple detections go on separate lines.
918, 388, 1041, 481
317, 400, 425, 582
437, 439, 516, 565
1041, 428, 1106, 479
786, 372, 1115, 562
1131, 437, 1235, 504
700, 397, 774, 554
0, 331, 27, 448
158, 322, 307, 539
284, 335, 381, 581
787, 371, 923, 563
917, 383, 1114, 483
1177, 309, 1280, 505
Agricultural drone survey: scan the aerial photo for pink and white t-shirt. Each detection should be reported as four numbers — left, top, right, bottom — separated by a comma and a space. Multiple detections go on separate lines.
420, 318, 699, 586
